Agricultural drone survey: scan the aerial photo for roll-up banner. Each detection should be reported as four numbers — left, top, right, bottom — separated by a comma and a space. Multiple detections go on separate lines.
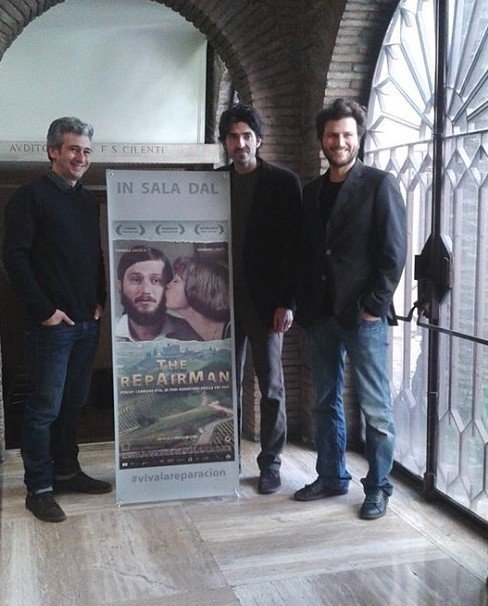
106, 170, 239, 505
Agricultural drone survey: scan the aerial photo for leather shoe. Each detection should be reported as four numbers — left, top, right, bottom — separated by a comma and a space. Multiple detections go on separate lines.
26, 492, 66, 523
53, 471, 112, 495
294, 477, 348, 501
258, 470, 281, 494
359, 490, 389, 520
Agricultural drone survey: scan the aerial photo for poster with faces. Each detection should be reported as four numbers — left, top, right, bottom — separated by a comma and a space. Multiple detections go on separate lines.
107, 170, 238, 505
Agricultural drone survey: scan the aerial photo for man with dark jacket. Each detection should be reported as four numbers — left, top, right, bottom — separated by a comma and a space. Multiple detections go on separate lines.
294, 98, 407, 519
218, 104, 302, 493
3, 117, 111, 522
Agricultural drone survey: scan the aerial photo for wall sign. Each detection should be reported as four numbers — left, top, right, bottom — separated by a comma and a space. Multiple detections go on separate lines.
0, 142, 220, 164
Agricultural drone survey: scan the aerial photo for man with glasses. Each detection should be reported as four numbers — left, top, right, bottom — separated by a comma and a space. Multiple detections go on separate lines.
3, 117, 111, 522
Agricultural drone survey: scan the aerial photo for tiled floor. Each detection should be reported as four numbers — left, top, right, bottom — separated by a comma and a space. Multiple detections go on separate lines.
1, 440, 486, 605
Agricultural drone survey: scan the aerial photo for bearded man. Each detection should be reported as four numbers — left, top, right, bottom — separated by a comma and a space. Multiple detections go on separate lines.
115, 245, 198, 342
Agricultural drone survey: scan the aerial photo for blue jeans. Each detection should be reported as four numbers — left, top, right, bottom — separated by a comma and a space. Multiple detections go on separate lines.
305, 316, 395, 495
235, 310, 286, 474
21, 320, 100, 494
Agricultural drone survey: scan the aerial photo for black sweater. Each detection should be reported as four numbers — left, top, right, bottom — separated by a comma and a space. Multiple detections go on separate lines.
3, 172, 106, 323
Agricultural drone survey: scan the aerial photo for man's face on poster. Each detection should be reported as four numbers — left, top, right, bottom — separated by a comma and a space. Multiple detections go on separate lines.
119, 259, 166, 325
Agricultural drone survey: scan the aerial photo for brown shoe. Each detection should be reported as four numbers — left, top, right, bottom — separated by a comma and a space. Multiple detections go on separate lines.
53, 471, 112, 494
26, 492, 66, 523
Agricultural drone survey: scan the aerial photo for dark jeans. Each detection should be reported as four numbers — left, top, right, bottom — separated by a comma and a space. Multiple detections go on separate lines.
235, 308, 286, 474
21, 320, 100, 494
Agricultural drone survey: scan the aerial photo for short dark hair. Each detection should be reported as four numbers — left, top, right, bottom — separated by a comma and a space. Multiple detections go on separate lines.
117, 245, 173, 286
173, 256, 229, 322
316, 98, 366, 139
218, 103, 264, 142
46, 117, 94, 162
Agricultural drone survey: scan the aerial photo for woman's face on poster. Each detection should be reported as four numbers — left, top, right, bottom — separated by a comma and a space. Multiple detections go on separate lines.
165, 273, 189, 311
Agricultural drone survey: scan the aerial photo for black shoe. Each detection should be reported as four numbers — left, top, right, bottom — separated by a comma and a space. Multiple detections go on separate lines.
258, 470, 281, 494
294, 477, 349, 501
53, 471, 112, 495
26, 492, 66, 523
359, 490, 389, 520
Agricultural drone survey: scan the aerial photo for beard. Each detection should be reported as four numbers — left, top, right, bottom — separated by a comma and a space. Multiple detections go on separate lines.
121, 292, 166, 327
323, 147, 358, 169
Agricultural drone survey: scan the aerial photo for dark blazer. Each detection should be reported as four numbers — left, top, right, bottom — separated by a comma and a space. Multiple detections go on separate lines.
295, 159, 407, 328
218, 159, 302, 327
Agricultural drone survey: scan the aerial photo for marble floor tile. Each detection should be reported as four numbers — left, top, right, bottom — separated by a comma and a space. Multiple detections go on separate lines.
1, 504, 227, 605
1, 440, 486, 606
234, 559, 487, 606
188, 493, 447, 585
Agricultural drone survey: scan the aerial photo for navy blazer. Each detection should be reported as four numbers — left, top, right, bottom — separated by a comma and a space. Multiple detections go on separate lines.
218, 159, 302, 327
296, 159, 407, 328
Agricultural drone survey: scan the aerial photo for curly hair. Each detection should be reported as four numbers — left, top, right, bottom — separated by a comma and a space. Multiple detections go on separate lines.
315, 98, 366, 139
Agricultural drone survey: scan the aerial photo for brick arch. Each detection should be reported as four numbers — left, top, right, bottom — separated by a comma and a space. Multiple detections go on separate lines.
0, 0, 399, 173
159, 0, 306, 170
0, 1, 63, 59
0, 1, 254, 101
325, 0, 398, 107
0, 0, 303, 455
0, 0, 303, 167
0, 0, 399, 453
155, 0, 251, 103
0, 0, 282, 111
299, 0, 398, 182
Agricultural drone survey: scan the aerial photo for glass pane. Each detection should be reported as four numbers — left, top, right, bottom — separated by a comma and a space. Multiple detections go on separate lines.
447, 0, 488, 134
392, 323, 428, 476
444, 132, 488, 340
365, 0, 435, 151
364, 0, 435, 478
438, 129, 488, 517
365, 0, 488, 522
366, 139, 433, 477
437, 334, 488, 519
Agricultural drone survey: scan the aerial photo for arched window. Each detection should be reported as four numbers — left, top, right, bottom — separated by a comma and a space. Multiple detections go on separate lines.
364, 0, 488, 523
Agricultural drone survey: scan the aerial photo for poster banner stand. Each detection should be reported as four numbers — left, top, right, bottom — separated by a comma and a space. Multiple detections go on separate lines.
106, 170, 239, 505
